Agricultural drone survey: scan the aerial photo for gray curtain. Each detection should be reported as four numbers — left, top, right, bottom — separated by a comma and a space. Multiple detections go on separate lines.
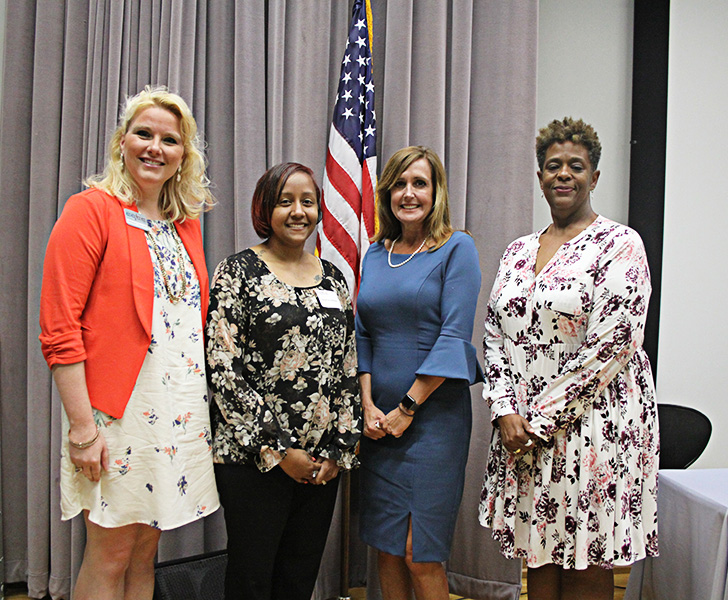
0, 1, 537, 599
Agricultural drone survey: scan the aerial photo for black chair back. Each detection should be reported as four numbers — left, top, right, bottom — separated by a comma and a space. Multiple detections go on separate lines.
658, 403, 712, 469
154, 550, 227, 600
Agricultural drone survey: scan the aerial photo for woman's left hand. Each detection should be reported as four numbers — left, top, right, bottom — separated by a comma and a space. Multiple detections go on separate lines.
313, 458, 340, 486
383, 407, 413, 438
497, 413, 537, 455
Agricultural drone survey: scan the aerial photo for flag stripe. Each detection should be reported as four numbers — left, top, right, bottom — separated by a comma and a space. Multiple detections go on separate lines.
321, 197, 360, 274
326, 149, 361, 215
316, 0, 376, 297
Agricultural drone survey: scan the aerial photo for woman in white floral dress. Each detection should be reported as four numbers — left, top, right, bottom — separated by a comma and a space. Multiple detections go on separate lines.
39, 87, 219, 600
206, 163, 361, 600
479, 118, 659, 600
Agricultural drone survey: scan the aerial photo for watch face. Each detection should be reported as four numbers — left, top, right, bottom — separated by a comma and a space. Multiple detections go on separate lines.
402, 394, 418, 411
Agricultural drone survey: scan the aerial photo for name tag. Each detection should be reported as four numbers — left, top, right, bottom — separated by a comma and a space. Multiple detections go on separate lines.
124, 209, 150, 231
316, 289, 342, 310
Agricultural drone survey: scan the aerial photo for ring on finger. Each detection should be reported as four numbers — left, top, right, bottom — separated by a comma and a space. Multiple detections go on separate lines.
525, 439, 534, 448
75, 467, 82, 473
321, 479, 327, 485
374, 421, 381, 429
514, 448, 522, 454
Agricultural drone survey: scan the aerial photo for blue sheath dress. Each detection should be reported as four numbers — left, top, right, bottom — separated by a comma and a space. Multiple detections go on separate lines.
356, 232, 482, 562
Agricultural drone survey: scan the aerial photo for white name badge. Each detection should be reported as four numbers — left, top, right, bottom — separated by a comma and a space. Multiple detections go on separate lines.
316, 289, 342, 310
124, 209, 150, 231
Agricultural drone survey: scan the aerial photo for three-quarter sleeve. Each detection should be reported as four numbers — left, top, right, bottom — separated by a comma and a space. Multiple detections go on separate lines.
205, 258, 292, 471
415, 233, 483, 383
528, 231, 652, 440
40, 194, 108, 367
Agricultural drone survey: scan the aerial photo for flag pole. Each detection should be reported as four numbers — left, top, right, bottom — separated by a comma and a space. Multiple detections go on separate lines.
316, 0, 376, 596
338, 470, 352, 600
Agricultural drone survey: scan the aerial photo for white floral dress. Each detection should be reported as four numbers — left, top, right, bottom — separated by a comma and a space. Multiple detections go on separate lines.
60, 220, 219, 529
479, 216, 659, 570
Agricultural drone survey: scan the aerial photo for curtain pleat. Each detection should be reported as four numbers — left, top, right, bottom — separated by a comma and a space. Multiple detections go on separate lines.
0, 1, 537, 598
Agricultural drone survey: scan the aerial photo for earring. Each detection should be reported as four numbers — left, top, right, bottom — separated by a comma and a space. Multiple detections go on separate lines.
120, 153, 125, 171
176, 165, 182, 182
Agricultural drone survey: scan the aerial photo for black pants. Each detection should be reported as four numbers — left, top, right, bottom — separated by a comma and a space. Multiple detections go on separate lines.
215, 463, 339, 600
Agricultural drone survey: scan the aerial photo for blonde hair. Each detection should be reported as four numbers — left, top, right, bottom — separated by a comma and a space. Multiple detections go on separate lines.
373, 146, 455, 250
85, 85, 214, 221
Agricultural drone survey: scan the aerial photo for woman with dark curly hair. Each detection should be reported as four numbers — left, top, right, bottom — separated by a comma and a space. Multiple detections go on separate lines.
479, 118, 659, 600
206, 162, 361, 600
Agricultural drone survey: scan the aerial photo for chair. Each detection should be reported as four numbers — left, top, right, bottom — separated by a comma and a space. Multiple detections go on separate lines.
657, 403, 712, 469
153, 550, 227, 600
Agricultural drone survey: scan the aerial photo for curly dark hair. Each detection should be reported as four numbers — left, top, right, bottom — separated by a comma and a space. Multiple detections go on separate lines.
536, 117, 601, 171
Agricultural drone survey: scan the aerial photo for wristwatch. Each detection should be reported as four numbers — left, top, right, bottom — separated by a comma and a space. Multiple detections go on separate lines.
399, 393, 421, 414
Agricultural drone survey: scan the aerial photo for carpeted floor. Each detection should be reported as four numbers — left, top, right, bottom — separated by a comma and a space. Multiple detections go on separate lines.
349, 566, 630, 599
5, 566, 630, 599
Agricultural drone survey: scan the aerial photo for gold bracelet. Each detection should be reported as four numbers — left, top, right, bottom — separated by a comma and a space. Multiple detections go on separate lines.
69, 425, 100, 449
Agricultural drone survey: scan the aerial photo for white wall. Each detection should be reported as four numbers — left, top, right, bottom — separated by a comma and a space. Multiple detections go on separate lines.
537, 1, 728, 467
535, 0, 634, 230
656, 0, 728, 468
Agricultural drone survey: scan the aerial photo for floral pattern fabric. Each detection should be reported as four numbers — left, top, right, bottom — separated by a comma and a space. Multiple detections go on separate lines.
60, 220, 220, 529
479, 216, 659, 569
205, 248, 361, 471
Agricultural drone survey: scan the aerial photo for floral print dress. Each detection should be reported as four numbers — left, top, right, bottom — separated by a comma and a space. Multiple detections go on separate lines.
60, 220, 219, 528
205, 249, 361, 471
479, 216, 659, 570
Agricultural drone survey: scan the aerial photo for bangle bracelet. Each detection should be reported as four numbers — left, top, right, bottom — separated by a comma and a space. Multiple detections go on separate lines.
68, 425, 100, 449
398, 405, 415, 418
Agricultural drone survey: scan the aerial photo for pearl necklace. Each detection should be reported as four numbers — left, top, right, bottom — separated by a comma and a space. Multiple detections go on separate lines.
147, 224, 187, 303
387, 236, 428, 268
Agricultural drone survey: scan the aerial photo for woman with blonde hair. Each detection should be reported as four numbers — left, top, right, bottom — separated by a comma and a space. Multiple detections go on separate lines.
39, 86, 218, 600
356, 146, 482, 600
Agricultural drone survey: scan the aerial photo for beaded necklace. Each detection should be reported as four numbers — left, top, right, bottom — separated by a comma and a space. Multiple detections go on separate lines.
387, 236, 428, 268
147, 224, 187, 303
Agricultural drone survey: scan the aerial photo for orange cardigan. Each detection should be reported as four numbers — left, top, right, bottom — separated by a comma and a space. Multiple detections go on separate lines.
39, 188, 209, 419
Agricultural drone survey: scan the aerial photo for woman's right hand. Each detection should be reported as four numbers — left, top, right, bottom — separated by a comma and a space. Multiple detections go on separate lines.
363, 401, 387, 440
279, 449, 321, 484
69, 424, 109, 482
497, 414, 537, 455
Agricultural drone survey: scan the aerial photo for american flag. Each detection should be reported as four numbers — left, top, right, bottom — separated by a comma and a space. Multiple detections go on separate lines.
316, 0, 376, 299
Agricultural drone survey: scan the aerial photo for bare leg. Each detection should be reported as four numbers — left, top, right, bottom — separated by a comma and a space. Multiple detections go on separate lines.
527, 564, 562, 600
378, 551, 413, 600
404, 519, 449, 600
562, 565, 613, 600
123, 525, 162, 600
73, 512, 161, 600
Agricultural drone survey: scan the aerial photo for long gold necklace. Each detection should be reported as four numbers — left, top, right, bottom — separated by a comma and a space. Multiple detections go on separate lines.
147, 224, 187, 303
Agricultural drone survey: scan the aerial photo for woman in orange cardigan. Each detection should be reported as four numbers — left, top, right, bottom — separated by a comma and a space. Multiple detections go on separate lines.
39, 86, 218, 600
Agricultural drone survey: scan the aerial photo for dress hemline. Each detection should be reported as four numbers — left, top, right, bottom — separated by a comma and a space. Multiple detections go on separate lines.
61, 502, 220, 530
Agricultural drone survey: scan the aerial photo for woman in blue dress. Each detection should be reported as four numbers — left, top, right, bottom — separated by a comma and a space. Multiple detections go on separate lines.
356, 146, 482, 600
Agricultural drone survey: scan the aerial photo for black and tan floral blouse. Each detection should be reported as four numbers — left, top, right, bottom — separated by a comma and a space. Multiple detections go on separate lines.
205, 248, 361, 472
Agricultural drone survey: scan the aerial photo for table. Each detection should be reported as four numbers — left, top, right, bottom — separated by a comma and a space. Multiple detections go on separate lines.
625, 469, 728, 600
